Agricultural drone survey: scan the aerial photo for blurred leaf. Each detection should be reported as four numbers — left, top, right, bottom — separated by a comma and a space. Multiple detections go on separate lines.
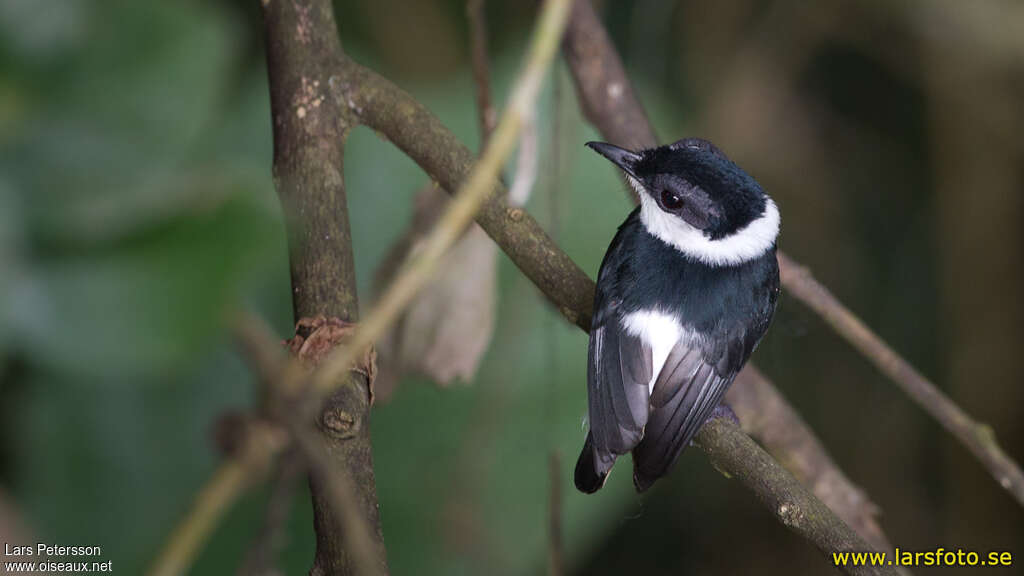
8, 189, 280, 380
0, 3, 289, 573
4, 0, 238, 246
374, 184, 498, 398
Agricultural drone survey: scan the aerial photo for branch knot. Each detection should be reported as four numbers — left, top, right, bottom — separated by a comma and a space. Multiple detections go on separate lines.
286, 315, 377, 404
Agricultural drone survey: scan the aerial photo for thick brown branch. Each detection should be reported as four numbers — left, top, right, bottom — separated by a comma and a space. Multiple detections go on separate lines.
561, 0, 656, 150
695, 417, 889, 576
331, 46, 890, 575
728, 367, 893, 553
778, 253, 1024, 505
262, 0, 388, 574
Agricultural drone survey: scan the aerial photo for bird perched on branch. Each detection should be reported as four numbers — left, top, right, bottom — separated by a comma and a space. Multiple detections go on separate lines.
576, 138, 780, 493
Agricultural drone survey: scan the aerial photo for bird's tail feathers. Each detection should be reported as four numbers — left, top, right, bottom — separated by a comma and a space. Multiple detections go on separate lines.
574, 432, 613, 494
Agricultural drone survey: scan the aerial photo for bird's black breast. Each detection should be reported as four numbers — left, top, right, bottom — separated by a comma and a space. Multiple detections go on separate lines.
594, 209, 779, 356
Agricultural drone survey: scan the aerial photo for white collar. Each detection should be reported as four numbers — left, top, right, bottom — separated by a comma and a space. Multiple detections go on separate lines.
630, 176, 780, 267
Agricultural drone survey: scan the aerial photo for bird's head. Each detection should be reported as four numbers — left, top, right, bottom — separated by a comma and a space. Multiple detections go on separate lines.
586, 138, 779, 265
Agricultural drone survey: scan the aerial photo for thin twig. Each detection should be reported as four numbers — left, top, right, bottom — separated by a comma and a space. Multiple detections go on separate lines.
233, 312, 303, 412
238, 448, 304, 576
467, 0, 496, 144
778, 253, 1024, 505
148, 317, 296, 576
311, 0, 574, 399
173, 313, 387, 576
149, 461, 249, 576
154, 279, 384, 576
148, 424, 287, 576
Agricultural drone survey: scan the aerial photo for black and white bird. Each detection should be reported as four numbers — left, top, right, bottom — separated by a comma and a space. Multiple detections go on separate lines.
575, 138, 781, 494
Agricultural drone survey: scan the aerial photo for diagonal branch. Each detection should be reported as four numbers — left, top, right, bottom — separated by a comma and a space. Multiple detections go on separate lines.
779, 254, 1024, 505
561, 0, 656, 151
340, 62, 595, 332
695, 417, 885, 573
729, 366, 893, 552
148, 416, 288, 576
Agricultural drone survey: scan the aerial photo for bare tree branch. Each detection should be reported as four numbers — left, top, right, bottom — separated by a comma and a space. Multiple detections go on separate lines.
778, 253, 1024, 505
340, 64, 596, 332
261, 0, 388, 573
561, 0, 656, 151
695, 417, 889, 575
288, 422, 386, 576
728, 366, 893, 553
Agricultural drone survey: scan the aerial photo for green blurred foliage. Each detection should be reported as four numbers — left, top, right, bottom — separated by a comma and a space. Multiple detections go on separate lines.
0, 0, 292, 572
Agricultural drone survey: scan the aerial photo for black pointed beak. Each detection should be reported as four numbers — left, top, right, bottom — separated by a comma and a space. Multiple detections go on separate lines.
585, 141, 641, 178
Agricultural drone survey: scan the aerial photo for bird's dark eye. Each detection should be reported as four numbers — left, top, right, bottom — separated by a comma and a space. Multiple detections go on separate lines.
660, 189, 684, 211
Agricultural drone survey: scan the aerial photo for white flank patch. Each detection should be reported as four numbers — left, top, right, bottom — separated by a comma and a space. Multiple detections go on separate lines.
621, 310, 685, 394
629, 176, 779, 267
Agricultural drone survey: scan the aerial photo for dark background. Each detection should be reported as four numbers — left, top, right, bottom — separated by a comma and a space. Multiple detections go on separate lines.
1, 0, 1022, 574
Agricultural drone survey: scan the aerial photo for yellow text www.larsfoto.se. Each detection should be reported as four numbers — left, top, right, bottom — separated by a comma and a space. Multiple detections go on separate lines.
833, 548, 1013, 568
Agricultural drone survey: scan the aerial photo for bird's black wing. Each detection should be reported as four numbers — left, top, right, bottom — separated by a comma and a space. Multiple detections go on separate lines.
576, 215, 653, 493
584, 315, 652, 463
631, 332, 746, 491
